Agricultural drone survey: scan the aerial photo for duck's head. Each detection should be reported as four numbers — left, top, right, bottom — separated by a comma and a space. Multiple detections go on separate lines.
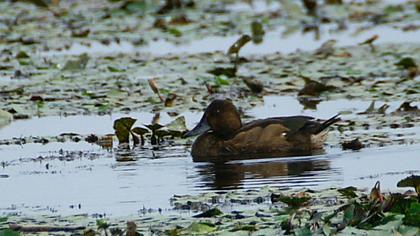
185, 99, 242, 139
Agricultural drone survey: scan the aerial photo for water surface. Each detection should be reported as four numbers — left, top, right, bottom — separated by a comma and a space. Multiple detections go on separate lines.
1, 96, 419, 216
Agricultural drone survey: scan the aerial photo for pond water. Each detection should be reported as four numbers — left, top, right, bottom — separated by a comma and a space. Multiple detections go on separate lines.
41, 23, 420, 56
1, 96, 419, 217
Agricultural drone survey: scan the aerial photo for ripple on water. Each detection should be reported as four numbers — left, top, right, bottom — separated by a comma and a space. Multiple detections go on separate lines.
0, 96, 419, 216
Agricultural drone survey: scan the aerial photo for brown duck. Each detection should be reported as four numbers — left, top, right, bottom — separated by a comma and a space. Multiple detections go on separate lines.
185, 99, 339, 161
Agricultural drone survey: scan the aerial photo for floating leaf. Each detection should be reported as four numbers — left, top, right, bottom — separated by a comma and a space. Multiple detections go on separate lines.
338, 186, 358, 198
341, 138, 364, 151
0, 229, 20, 236
314, 39, 337, 58
230, 223, 258, 232
72, 29, 90, 38
0, 109, 13, 128
186, 222, 216, 234
271, 192, 311, 208
298, 76, 336, 96
126, 221, 138, 236
62, 53, 89, 71
395, 57, 417, 69
193, 208, 223, 218
168, 28, 182, 37
166, 116, 187, 137
15, 51, 29, 59
107, 66, 124, 72
164, 93, 177, 107
96, 219, 110, 230
113, 117, 137, 143
24, 0, 49, 8
207, 67, 236, 78
396, 102, 419, 113
403, 203, 420, 226
214, 75, 230, 86
279, 0, 305, 19
397, 175, 420, 196
131, 127, 149, 145
242, 77, 263, 93
251, 21, 265, 44
302, 0, 317, 16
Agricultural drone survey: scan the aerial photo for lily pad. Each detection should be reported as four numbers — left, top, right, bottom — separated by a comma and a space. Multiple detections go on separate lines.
193, 208, 223, 218
62, 53, 89, 71
395, 57, 417, 69
113, 117, 137, 143
0, 109, 13, 128
397, 175, 420, 196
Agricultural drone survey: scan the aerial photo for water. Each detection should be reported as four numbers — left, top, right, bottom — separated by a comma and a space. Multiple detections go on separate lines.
41, 23, 420, 56
1, 96, 419, 216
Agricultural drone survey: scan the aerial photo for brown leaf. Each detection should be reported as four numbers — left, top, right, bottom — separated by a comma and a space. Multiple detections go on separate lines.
341, 138, 364, 150
242, 77, 263, 93
164, 93, 177, 107
370, 181, 383, 203
359, 34, 379, 45
148, 79, 164, 102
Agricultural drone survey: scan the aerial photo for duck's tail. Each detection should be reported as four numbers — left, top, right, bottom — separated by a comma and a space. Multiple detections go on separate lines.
315, 114, 340, 134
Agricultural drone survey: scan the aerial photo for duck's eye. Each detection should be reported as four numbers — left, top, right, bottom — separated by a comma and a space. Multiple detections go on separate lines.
282, 132, 287, 137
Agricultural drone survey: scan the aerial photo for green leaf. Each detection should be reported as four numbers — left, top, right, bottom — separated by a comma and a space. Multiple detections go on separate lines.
168, 28, 182, 37
271, 193, 311, 208
107, 66, 124, 72
214, 75, 230, 86
16, 51, 29, 59
251, 21, 265, 44
166, 116, 187, 137
207, 67, 236, 78
62, 53, 90, 71
0, 109, 13, 128
96, 219, 110, 229
193, 208, 223, 218
395, 57, 417, 69
0, 229, 20, 236
123, 1, 147, 13
24, 0, 48, 8
397, 175, 420, 196
185, 222, 216, 234
338, 186, 358, 198
293, 226, 312, 236
343, 204, 355, 225
113, 117, 137, 143
403, 202, 420, 226
397, 225, 419, 236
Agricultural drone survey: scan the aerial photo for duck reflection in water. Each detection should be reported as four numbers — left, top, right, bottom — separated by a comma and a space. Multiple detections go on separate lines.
193, 157, 331, 190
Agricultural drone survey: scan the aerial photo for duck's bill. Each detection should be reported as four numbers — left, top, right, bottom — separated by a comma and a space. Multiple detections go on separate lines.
184, 117, 211, 137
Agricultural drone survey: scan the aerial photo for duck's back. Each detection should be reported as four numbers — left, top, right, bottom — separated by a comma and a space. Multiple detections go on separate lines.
191, 115, 339, 160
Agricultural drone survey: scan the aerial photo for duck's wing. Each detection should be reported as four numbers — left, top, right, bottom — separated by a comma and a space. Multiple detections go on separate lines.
238, 116, 313, 134
239, 115, 339, 136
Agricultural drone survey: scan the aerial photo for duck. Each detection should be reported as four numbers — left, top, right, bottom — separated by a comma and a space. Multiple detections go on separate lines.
184, 99, 339, 161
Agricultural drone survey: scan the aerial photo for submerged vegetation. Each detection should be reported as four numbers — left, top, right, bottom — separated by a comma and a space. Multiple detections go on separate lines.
0, 0, 419, 235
